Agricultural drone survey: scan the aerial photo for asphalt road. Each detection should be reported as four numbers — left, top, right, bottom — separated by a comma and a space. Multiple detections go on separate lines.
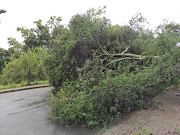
0, 87, 96, 135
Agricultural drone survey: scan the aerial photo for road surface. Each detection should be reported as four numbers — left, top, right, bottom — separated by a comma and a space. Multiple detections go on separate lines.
0, 87, 96, 135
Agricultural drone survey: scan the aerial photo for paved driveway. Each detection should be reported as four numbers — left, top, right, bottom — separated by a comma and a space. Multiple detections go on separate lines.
0, 87, 96, 135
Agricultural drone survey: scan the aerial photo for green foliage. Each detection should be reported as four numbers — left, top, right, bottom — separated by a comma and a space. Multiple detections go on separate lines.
68, 7, 111, 68
44, 30, 77, 88
48, 8, 180, 129
107, 25, 140, 54
50, 53, 179, 128
4, 6, 179, 130
7, 37, 23, 59
144, 21, 180, 56
0, 48, 11, 74
45, 7, 111, 88
0, 80, 48, 91
0, 47, 48, 85
14, 16, 62, 51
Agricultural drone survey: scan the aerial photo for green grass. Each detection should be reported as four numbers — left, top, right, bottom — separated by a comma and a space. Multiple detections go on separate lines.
0, 80, 49, 91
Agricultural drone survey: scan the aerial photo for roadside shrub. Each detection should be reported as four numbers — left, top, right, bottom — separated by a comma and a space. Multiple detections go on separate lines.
50, 56, 179, 129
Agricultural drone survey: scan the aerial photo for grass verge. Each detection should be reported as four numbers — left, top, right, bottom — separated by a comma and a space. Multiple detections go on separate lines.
0, 80, 49, 91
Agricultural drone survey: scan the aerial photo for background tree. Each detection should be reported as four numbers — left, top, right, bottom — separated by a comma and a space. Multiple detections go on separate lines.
0, 48, 11, 74
0, 47, 48, 85
16, 16, 62, 51
7, 37, 23, 59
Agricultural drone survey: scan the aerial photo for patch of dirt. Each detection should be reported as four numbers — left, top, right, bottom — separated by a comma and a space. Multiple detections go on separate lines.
98, 88, 180, 135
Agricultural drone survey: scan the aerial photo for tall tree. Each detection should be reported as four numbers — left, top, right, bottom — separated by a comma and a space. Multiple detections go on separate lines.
0, 48, 11, 74
0, 47, 48, 84
16, 16, 62, 51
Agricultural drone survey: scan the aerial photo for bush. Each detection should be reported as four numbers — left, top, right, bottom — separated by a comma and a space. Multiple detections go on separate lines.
50, 55, 179, 129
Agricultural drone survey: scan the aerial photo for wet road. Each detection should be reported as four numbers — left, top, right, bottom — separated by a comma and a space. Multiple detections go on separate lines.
0, 87, 96, 135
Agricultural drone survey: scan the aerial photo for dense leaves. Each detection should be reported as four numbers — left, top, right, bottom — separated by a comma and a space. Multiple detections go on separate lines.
0, 47, 48, 84
0, 48, 11, 74
47, 8, 180, 129
0, 7, 179, 129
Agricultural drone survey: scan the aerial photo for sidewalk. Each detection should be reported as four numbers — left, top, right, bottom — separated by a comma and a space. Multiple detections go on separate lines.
0, 85, 51, 94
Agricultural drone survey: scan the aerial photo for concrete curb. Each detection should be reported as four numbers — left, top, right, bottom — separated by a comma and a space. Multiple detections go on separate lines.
0, 85, 51, 94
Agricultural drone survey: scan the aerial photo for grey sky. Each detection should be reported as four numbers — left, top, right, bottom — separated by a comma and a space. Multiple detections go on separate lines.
0, 0, 180, 49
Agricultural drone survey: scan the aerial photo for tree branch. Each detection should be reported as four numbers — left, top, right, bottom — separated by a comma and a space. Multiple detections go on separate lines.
105, 57, 142, 66
122, 46, 129, 54
98, 52, 144, 58
93, 40, 109, 55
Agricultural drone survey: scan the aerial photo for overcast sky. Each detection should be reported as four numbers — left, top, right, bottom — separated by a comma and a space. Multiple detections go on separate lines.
0, 0, 180, 50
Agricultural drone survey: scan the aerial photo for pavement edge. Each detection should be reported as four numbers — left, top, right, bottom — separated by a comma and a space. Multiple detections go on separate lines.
0, 85, 51, 94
